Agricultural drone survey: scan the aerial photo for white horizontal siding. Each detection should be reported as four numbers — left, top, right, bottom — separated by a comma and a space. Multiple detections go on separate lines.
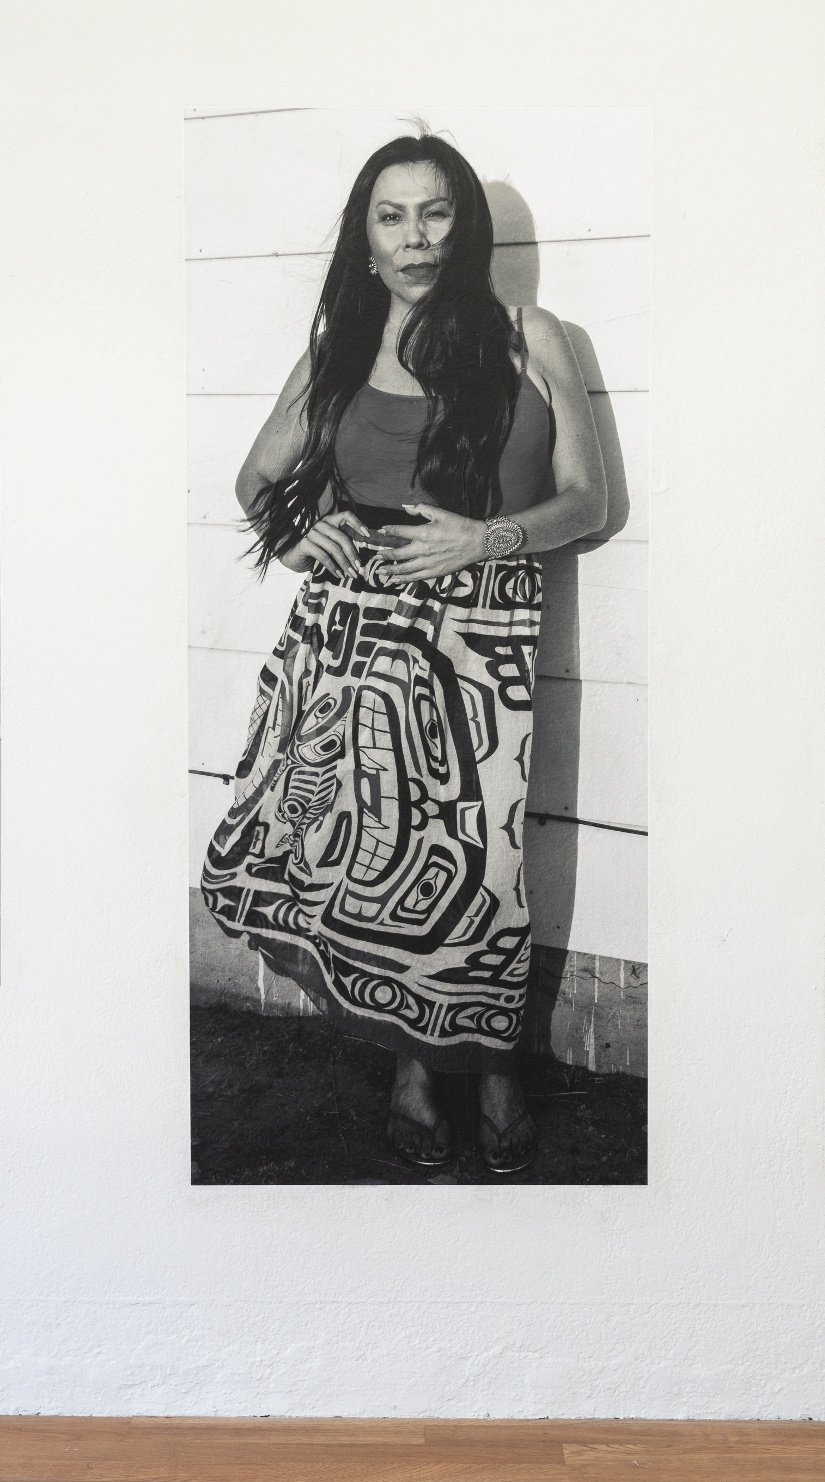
186, 255, 322, 397
538, 581, 649, 688
528, 678, 648, 830
188, 523, 303, 651
190, 769, 235, 888
185, 106, 651, 259
538, 542, 648, 685
523, 816, 648, 963
187, 394, 274, 525
561, 539, 648, 592
189, 645, 267, 776
606, 392, 649, 541
537, 238, 650, 392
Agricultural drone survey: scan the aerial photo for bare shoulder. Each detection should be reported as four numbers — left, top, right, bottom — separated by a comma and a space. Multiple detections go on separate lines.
519, 304, 565, 342
518, 306, 581, 384
267, 346, 312, 430
283, 346, 312, 397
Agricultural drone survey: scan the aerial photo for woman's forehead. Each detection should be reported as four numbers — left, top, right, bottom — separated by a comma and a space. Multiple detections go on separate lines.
369, 160, 449, 206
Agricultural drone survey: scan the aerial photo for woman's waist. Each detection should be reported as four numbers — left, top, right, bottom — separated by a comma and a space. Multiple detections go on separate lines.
349, 488, 550, 525
347, 498, 430, 548
345, 494, 549, 551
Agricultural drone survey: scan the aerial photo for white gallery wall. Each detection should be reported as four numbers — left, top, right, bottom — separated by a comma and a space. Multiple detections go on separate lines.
1, 0, 824, 1422
186, 106, 650, 964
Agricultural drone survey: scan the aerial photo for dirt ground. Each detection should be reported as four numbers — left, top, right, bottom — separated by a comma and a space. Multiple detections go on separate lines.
191, 1006, 647, 1186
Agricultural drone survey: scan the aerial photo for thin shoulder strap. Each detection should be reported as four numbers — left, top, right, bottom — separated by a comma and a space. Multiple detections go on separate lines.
516, 306, 527, 375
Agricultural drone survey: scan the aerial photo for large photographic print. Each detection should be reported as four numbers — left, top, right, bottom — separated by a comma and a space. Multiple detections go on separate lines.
188, 107, 649, 1185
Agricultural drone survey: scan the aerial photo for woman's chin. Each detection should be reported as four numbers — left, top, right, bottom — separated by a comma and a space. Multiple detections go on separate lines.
392, 277, 437, 304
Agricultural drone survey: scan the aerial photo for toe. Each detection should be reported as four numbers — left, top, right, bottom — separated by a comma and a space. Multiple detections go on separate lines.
516, 1113, 533, 1149
432, 1123, 450, 1161
388, 1112, 451, 1165
387, 1115, 411, 1157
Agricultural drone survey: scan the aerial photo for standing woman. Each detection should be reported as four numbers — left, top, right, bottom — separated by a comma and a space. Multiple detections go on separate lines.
202, 132, 607, 1173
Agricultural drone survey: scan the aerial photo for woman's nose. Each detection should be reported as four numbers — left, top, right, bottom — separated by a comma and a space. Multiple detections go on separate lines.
404, 215, 429, 247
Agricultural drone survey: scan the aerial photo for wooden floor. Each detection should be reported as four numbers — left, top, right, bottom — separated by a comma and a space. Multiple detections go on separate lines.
1, 1418, 823, 1480
1, 1416, 823, 1476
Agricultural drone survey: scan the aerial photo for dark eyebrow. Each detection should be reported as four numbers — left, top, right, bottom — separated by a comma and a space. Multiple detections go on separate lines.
374, 197, 452, 210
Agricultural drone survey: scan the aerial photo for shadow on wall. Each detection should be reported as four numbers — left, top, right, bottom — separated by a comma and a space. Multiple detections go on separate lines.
484, 180, 631, 1033
486, 179, 541, 305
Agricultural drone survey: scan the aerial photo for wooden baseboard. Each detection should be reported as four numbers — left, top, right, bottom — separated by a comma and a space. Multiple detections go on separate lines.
1, 1416, 823, 1479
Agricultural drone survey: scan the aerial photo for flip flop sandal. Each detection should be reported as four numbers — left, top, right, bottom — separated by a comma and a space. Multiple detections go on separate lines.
387, 1113, 452, 1168
478, 1109, 537, 1174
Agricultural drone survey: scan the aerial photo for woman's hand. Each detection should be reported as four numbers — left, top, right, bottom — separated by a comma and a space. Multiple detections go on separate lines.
376, 504, 486, 584
278, 509, 373, 580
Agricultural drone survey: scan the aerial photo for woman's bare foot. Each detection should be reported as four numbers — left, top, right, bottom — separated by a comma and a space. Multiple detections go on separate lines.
477, 1072, 536, 1170
387, 1054, 451, 1165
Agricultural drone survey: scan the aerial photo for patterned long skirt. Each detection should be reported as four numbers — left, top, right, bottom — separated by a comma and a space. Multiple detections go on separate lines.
201, 543, 543, 1072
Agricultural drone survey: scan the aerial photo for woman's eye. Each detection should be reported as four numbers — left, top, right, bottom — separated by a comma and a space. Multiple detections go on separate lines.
379, 213, 400, 223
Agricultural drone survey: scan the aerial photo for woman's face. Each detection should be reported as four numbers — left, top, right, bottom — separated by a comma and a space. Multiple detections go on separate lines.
366, 162, 455, 306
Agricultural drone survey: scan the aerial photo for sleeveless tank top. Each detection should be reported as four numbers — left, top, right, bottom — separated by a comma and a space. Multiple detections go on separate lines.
334, 308, 556, 526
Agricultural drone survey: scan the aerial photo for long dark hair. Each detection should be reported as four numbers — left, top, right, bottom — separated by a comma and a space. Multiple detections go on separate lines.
248, 131, 521, 570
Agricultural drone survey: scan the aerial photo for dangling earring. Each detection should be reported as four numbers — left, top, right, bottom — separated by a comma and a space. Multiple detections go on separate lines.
368, 256, 378, 275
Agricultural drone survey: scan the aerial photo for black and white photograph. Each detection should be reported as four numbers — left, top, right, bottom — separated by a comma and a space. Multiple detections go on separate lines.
7, 0, 824, 1439
187, 106, 650, 1185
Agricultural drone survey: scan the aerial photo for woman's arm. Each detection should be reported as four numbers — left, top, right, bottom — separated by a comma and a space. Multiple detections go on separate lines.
376, 308, 608, 582
235, 348, 312, 523
236, 347, 372, 577
515, 305, 608, 551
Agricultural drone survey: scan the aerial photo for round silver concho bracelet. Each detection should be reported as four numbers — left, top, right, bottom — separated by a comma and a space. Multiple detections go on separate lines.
483, 515, 526, 559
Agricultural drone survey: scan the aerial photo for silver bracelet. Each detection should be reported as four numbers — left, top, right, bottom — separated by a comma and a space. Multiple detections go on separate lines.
484, 515, 525, 559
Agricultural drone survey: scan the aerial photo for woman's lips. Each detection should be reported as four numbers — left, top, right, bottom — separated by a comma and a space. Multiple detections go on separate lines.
400, 264, 436, 281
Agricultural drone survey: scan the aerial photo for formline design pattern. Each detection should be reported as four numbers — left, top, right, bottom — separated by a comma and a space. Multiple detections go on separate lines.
202, 549, 543, 1059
